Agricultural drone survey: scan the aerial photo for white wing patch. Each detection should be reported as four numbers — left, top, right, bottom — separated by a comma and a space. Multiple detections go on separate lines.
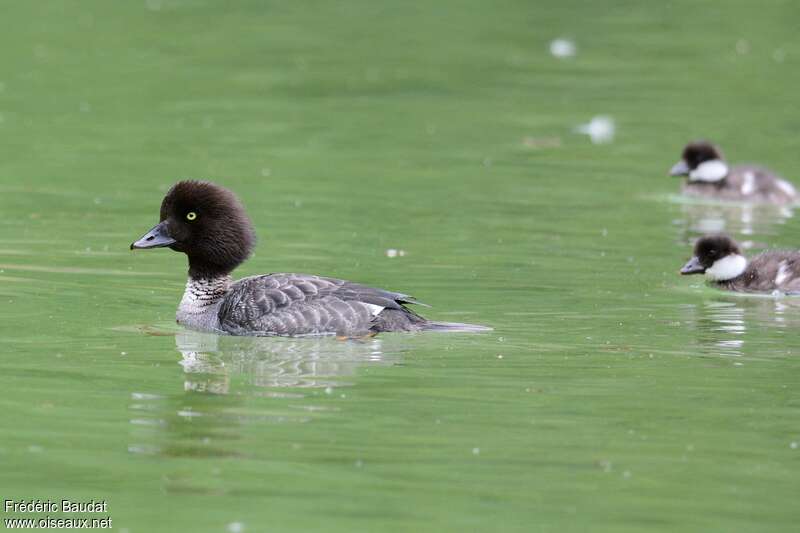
776, 179, 797, 198
364, 303, 385, 317
741, 171, 756, 195
775, 261, 790, 286
689, 159, 729, 182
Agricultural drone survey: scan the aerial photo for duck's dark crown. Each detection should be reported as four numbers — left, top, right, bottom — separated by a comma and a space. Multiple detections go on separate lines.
160, 180, 256, 279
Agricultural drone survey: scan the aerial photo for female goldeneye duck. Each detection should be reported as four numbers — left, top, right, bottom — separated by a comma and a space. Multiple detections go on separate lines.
130, 180, 491, 337
680, 234, 800, 294
669, 140, 797, 205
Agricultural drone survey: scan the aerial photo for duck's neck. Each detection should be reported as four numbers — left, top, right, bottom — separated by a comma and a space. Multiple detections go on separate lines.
179, 274, 233, 316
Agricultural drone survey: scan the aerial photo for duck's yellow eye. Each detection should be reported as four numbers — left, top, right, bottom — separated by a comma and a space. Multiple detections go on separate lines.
186, 212, 197, 221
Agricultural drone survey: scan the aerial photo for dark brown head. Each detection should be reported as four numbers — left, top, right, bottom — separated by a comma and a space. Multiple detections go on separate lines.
680, 234, 746, 281
669, 141, 729, 182
131, 180, 256, 278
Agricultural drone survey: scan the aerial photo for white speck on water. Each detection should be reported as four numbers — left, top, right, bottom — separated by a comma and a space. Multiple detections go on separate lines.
340, 393, 346, 399
773, 48, 786, 63
598, 459, 612, 472
355, 459, 363, 468
28, 445, 43, 453
260, 167, 271, 177
686, 444, 694, 452
482, 157, 493, 168
131, 392, 161, 400
549, 38, 576, 58
128, 444, 159, 455
496, 354, 504, 359
129, 418, 164, 426
472, 447, 480, 455
385, 248, 406, 258
790, 441, 798, 449
120, 351, 127, 356
735, 39, 750, 55
575, 115, 615, 144
227, 522, 245, 533
622, 470, 631, 479
324, 386, 333, 395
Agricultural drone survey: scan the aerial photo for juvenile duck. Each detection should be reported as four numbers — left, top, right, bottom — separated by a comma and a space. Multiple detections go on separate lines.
669, 141, 796, 205
131, 180, 490, 336
680, 234, 800, 294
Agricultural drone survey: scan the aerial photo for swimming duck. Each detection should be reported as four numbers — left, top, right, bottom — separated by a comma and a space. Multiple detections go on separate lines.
669, 141, 797, 204
131, 180, 490, 337
680, 234, 800, 293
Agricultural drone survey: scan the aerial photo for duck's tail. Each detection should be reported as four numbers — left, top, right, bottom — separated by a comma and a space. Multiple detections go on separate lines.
421, 321, 493, 333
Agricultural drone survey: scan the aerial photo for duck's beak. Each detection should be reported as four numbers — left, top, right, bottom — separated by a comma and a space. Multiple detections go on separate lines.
680, 256, 704, 275
669, 160, 690, 176
130, 221, 176, 250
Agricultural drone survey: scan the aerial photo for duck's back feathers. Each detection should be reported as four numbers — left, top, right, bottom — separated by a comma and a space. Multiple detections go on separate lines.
683, 165, 796, 204
723, 251, 800, 293
217, 273, 429, 336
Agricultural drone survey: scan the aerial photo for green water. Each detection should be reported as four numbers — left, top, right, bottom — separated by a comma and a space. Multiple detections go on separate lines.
2, 1, 799, 531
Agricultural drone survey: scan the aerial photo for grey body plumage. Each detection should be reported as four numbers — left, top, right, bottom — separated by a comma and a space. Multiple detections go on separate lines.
132, 180, 490, 337
217, 273, 428, 336
681, 164, 796, 204
717, 252, 800, 293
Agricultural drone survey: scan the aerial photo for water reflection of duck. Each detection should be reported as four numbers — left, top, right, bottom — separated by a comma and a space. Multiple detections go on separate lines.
175, 329, 401, 394
673, 200, 793, 245
691, 301, 746, 358
127, 329, 393, 462
684, 296, 800, 360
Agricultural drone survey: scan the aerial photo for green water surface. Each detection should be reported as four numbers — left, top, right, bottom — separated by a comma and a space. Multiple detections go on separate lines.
1, 1, 799, 532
